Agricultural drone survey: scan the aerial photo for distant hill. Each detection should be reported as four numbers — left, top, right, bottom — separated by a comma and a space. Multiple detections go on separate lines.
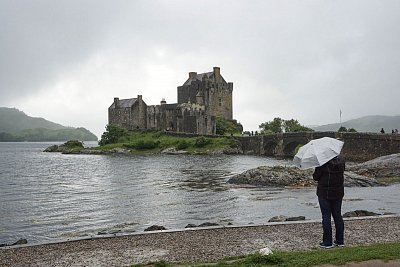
312, 115, 400, 133
0, 107, 98, 141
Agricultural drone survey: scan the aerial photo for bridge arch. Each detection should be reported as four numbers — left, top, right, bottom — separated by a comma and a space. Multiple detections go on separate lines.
283, 141, 306, 157
263, 141, 278, 156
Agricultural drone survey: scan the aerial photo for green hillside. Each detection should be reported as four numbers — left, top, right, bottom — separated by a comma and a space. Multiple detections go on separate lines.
0, 107, 98, 141
313, 115, 400, 133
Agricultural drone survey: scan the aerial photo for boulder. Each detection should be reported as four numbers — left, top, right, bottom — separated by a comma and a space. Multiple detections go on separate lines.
285, 216, 306, 221
198, 222, 220, 227
228, 165, 383, 188
144, 225, 166, 232
343, 172, 384, 187
268, 215, 306, 222
11, 238, 27, 246
44, 140, 85, 153
347, 153, 400, 179
228, 166, 315, 187
268, 215, 288, 222
343, 210, 381, 218
43, 145, 59, 152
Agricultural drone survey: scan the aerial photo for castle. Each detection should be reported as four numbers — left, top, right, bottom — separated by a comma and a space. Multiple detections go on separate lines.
108, 67, 233, 135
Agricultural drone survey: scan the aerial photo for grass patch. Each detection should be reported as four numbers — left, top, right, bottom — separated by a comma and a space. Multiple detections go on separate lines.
132, 242, 400, 267
63, 140, 84, 149
93, 131, 237, 154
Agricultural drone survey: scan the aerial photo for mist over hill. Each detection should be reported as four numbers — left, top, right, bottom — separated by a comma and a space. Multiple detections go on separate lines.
0, 107, 98, 141
312, 115, 400, 133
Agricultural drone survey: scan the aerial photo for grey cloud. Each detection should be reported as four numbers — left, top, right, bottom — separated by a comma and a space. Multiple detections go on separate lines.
0, 0, 399, 132
0, 1, 130, 102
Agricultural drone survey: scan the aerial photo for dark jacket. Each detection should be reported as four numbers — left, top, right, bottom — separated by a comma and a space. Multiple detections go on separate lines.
313, 155, 345, 199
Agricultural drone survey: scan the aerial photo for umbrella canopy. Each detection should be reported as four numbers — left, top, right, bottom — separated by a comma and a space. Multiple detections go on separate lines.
293, 137, 344, 169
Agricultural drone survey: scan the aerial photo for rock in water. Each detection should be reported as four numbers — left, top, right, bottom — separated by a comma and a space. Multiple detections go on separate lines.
228, 165, 383, 188
43, 145, 59, 152
268, 215, 288, 222
228, 166, 314, 187
285, 216, 306, 221
343, 210, 381, 218
343, 172, 384, 187
185, 224, 198, 228
347, 153, 400, 179
11, 238, 28, 246
268, 215, 306, 222
198, 222, 219, 227
144, 225, 166, 231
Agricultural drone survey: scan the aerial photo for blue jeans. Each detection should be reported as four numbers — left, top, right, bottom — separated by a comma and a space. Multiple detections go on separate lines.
318, 197, 344, 245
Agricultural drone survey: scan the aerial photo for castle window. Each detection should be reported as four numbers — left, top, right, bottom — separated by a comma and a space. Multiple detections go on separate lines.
219, 98, 222, 106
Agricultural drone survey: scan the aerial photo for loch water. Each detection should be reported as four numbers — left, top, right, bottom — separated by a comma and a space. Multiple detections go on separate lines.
1, 142, 399, 245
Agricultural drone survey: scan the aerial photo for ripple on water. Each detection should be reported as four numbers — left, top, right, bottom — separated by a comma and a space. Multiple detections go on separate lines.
1, 143, 400, 244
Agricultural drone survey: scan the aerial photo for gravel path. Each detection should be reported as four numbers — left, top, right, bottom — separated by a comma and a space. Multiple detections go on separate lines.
1, 215, 399, 267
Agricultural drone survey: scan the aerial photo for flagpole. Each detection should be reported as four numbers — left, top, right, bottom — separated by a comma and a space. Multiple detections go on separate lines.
340, 109, 342, 127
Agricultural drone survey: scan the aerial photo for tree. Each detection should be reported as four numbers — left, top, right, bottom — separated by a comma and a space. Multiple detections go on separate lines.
216, 118, 243, 135
259, 117, 283, 134
259, 118, 312, 134
283, 119, 313, 132
99, 124, 128, 146
348, 128, 357, 132
338, 126, 347, 132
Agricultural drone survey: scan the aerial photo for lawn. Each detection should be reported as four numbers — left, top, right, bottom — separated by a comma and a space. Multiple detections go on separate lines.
132, 242, 400, 267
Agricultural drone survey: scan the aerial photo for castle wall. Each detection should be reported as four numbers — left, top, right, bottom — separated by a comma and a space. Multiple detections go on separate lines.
147, 104, 179, 131
177, 81, 202, 104
109, 96, 147, 130
136, 96, 147, 129
109, 107, 134, 130
206, 82, 233, 120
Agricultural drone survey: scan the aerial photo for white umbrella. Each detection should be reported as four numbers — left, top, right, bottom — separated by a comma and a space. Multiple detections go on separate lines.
293, 137, 344, 169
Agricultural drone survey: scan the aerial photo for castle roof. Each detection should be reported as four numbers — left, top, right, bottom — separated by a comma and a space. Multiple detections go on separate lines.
183, 72, 213, 86
109, 98, 137, 109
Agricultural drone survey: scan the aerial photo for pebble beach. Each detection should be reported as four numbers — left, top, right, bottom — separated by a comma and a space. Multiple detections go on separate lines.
1, 215, 399, 267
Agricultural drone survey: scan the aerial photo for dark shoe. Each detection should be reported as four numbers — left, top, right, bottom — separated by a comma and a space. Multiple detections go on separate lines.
334, 241, 345, 247
319, 242, 334, 249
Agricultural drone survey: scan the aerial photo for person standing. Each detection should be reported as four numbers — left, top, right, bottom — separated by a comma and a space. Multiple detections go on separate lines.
313, 155, 345, 249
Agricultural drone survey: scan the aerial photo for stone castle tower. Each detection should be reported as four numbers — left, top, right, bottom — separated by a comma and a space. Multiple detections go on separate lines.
177, 67, 233, 120
109, 67, 233, 135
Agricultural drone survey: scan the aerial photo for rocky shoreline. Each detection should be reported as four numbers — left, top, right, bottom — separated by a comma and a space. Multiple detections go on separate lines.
347, 153, 400, 178
43, 143, 242, 155
228, 165, 384, 187
1, 216, 399, 267
228, 153, 400, 188
1, 209, 391, 249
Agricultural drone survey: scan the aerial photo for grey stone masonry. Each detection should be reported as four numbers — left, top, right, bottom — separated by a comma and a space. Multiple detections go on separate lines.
108, 67, 232, 135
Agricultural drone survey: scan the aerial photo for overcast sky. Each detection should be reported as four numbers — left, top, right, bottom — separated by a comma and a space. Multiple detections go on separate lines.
1, 0, 399, 137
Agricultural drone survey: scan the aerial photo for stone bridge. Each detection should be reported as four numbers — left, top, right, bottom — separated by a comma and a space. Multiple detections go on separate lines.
234, 132, 400, 162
